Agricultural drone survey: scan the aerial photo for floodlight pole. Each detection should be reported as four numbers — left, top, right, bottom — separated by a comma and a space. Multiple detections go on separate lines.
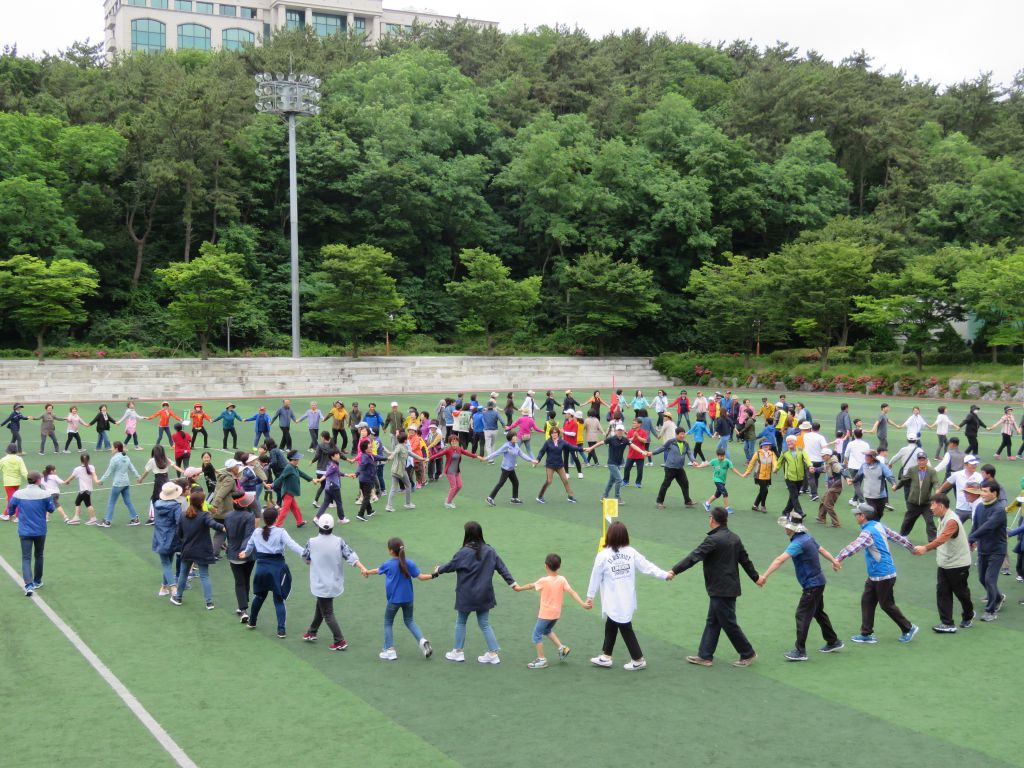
254, 71, 321, 359
288, 113, 300, 359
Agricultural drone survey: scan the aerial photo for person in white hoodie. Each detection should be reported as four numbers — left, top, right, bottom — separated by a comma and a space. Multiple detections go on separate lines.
301, 514, 367, 651
585, 521, 673, 671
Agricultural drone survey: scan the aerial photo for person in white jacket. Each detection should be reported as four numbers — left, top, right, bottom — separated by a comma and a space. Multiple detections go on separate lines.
585, 521, 673, 671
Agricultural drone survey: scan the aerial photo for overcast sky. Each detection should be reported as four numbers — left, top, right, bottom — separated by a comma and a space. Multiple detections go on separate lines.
4, 0, 1021, 88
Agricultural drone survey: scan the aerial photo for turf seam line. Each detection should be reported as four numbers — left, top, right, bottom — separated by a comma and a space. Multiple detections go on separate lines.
0, 554, 200, 768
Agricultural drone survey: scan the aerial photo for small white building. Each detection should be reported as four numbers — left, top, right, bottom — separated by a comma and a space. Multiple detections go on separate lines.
103, 0, 495, 56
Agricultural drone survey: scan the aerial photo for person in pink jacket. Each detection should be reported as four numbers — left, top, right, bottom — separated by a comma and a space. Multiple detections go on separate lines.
508, 407, 545, 460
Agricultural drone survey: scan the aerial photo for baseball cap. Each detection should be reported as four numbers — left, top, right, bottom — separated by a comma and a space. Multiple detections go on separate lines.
287, 450, 303, 461
761, 440, 774, 447
317, 513, 334, 529
964, 454, 979, 464
391, 401, 398, 407
854, 503, 874, 516
821, 447, 833, 455
223, 458, 242, 470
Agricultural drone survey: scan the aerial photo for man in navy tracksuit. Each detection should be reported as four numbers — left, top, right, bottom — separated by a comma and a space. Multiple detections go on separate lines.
7, 471, 54, 595
270, 399, 296, 450
246, 407, 272, 448
968, 480, 1008, 620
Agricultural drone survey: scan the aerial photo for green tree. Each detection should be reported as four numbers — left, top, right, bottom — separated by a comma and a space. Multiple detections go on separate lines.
686, 253, 789, 365
307, 244, 411, 356
0, 254, 98, 357
852, 249, 968, 370
445, 248, 540, 355
563, 252, 660, 354
766, 240, 876, 366
765, 131, 852, 242
155, 242, 248, 359
954, 245, 1024, 360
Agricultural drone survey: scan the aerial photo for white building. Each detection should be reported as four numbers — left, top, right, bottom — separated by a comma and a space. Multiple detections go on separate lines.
103, 0, 495, 56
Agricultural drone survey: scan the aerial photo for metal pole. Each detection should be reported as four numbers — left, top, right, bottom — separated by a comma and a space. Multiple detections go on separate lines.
226, 316, 232, 353
288, 113, 300, 358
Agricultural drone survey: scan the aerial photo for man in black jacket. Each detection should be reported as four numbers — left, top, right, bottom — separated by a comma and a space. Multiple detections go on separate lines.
671, 507, 760, 667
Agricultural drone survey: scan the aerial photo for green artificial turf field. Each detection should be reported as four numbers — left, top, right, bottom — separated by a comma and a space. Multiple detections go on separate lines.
2, 389, 1022, 768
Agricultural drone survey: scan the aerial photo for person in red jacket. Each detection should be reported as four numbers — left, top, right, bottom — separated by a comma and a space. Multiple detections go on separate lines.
171, 423, 192, 476
432, 434, 485, 509
561, 409, 585, 479
146, 402, 181, 446
622, 419, 648, 489
668, 390, 691, 429
189, 403, 213, 449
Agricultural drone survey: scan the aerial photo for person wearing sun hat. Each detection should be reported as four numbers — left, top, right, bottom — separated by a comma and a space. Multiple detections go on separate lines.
245, 405, 272, 448
740, 439, 777, 513
208, 458, 244, 556
757, 517, 843, 661
836, 503, 918, 645
814, 447, 845, 527
152, 481, 184, 597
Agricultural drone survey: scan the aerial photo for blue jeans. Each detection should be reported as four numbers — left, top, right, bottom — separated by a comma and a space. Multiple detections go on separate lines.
20, 535, 44, 586
96, 430, 111, 450
603, 463, 623, 499
158, 553, 180, 587
176, 561, 212, 604
156, 426, 172, 445
716, 436, 730, 459
677, 412, 691, 429
520, 438, 535, 461
105, 485, 138, 523
384, 602, 424, 649
454, 609, 499, 652
250, 590, 287, 633
252, 428, 269, 448
743, 439, 755, 464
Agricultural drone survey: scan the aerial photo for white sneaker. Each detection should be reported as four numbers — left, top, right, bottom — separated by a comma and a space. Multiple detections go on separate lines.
419, 638, 433, 658
403, 503, 416, 509
577, 472, 584, 479
477, 652, 501, 665
444, 649, 465, 662
623, 658, 647, 671
590, 655, 613, 668
379, 648, 398, 661
444, 503, 456, 509
384, 507, 395, 513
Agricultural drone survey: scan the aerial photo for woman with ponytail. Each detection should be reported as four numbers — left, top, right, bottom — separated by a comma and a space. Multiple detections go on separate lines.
239, 505, 304, 637
171, 490, 225, 609
364, 537, 434, 660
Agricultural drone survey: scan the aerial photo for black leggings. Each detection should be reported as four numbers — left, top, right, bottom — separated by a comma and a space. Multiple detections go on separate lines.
332, 429, 348, 452
965, 434, 979, 455
64, 432, 82, 451
279, 428, 292, 450
191, 427, 208, 449
222, 427, 237, 449
585, 441, 600, 466
603, 618, 643, 661
358, 481, 375, 517
754, 479, 771, 508
489, 469, 519, 499
230, 560, 254, 612
693, 443, 705, 461
562, 446, 582, 473
996, 434, 1013, 456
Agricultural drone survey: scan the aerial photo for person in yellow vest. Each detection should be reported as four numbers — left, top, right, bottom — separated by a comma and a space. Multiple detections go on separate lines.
329, 401, 349, 452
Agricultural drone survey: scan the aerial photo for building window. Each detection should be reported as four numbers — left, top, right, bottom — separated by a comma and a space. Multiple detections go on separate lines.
151, 0, 168, 8
219, 4, 236, 15
131, 18, 166, 52
312, 12, 344, 37
222, 27, 254, 51
286, 9, 304, 30
196, 1, 213, 12
404, 24, 413, 34
240, 6, 256, 18
128, 0, 147, 6
177, 23, 211, 50
174, 0, 191, 10
354, 16, 365, 33
263, 22, 271, 39
385, 23, 401, 35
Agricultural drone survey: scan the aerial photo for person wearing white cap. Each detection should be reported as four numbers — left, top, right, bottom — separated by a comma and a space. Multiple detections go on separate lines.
383, 402, 404, 448
520, 390, 537, 419
892, 452, 939, 541
776, 435, 812, 521
301, 514, 367, 650
937, 454, 983, 523
757, 517, 843, 661
209, 458, 244, 555
152, 482, 183, 597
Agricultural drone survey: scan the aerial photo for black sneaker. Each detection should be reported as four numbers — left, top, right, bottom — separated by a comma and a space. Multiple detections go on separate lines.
356, 514, 366, 522
366, 509, 376, 519
567, 496, 577, 503
818, 640, 845, 653
127, 518, 141, 526
296, 522, 306, 528
485, 497, 495, 507
510, 498, 523, 504
145, 519, 155, 526
783, 648, 808, 662
959, 611, 975, 629
932, 624, 957, 633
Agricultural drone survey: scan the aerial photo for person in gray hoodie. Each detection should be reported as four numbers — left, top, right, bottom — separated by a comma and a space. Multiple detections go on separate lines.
849, 450, 894, 521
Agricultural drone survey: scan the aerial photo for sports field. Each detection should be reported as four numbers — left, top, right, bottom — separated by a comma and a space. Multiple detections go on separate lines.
2, 390, 1022, 768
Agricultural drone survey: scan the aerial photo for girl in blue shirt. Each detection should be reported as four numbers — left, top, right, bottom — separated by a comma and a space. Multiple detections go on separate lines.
364, 537, 434, 660
686, 421, 713, 462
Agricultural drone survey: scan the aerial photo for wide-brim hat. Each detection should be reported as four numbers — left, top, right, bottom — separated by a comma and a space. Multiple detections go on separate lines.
799, 421, 811, 430
778, 516, 806, 534
159, 482, 182, 500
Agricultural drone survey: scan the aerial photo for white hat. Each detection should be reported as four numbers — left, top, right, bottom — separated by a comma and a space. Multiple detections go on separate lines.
236, 491, 256, 508
778, 516, 807, 534
224, 458, 242, 470
798, 421, 811, 430
785, 435, 797, 443
159, 482, 182, 500
317, 513, 334, 529
564, 409, 575, 417
183, 466, 202, 478
391, 401, 398, 407
964, 454, 979, 464
429, 423, 439, 430
821, 447, 833, 455
527, 389, 535, 396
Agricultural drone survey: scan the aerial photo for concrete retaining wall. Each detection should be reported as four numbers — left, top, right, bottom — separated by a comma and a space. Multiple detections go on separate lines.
0, 356, 674, 402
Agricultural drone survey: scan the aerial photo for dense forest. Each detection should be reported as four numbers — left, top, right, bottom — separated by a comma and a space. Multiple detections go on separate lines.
0, 24, 1022, 359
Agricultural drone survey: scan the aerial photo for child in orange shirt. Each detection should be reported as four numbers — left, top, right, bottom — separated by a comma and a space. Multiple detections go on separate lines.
406, 427, 427, 488
521, 553, 589, 669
